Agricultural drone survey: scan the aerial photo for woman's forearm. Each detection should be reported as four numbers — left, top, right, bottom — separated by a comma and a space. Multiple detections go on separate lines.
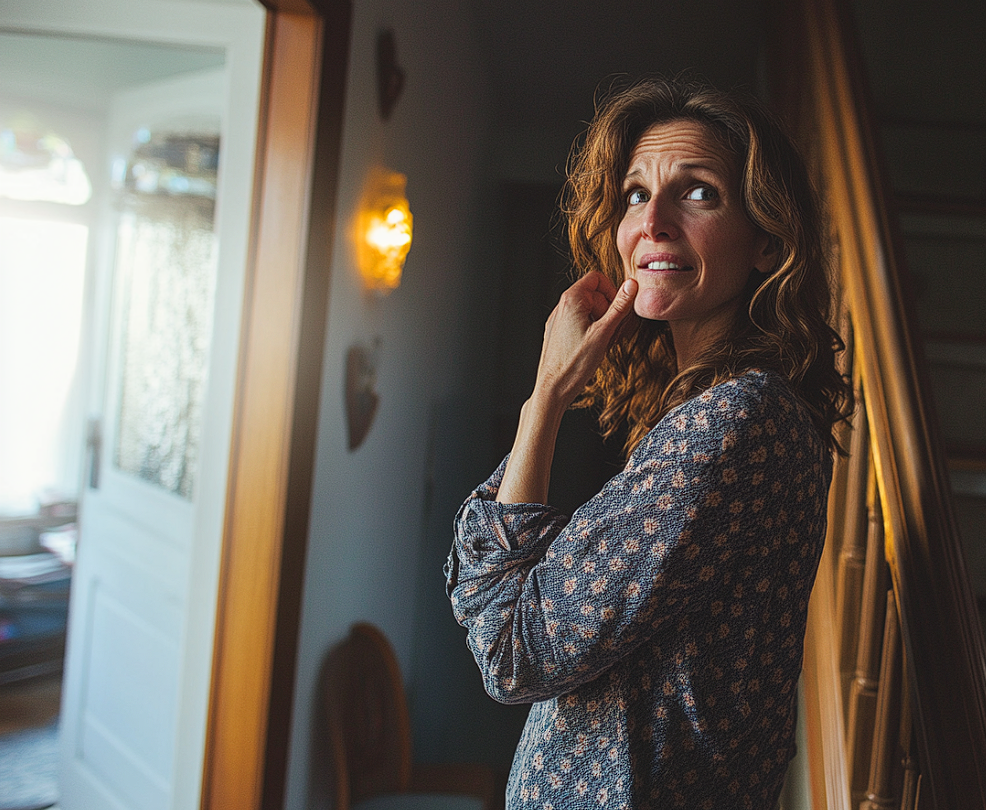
496, 394, 566, 505
496, 273, 637, 505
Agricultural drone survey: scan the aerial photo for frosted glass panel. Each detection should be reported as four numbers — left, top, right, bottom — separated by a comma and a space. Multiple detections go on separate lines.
113, 133, 219, 500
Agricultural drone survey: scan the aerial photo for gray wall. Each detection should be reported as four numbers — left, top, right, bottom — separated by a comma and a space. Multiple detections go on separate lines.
284, 1, 502, 806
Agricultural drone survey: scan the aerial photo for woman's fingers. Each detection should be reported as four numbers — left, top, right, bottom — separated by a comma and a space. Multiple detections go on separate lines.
590, 278, 638, 345
534, 273, 637, 409
576, 271, 619, 318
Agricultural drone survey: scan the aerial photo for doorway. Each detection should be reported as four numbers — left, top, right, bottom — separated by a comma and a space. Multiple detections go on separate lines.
0, 4, 266, 808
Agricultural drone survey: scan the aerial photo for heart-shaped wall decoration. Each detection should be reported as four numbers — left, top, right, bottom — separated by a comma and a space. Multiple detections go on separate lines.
345, 343, 379, 451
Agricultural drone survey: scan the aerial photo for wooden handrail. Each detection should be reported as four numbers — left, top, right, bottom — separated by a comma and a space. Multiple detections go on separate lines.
768, 0, 986, 806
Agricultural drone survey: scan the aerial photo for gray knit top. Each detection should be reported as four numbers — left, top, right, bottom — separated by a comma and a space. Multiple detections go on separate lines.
446, 370, 831, 809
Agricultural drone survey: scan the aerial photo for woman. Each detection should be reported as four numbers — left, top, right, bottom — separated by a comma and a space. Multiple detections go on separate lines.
446, 77, 852, 810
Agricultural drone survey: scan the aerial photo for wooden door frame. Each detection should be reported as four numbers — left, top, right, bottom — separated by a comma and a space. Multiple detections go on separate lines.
201, 1, 351, 808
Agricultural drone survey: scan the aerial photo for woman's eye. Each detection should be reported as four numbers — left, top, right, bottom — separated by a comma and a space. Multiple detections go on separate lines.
627, 189, 649, 205
686, 185, 718, 202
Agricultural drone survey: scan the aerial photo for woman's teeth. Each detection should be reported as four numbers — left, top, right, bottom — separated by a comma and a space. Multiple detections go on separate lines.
646, 261, 688, 270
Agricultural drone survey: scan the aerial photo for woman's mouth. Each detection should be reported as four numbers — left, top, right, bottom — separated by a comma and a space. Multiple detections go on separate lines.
642, 260, 693, 271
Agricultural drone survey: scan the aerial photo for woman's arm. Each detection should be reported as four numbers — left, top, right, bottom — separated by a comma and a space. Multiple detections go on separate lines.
495, 272, 637, 506
450, 372, 831, 704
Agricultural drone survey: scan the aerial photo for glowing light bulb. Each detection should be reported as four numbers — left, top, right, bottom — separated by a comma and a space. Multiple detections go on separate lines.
355, 168, 413, 292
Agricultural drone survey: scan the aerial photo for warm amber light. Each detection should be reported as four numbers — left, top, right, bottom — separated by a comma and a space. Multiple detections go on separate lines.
356, 168, 412, 292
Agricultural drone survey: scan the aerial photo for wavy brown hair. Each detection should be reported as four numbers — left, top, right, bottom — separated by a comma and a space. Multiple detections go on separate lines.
563, 76, 852, 455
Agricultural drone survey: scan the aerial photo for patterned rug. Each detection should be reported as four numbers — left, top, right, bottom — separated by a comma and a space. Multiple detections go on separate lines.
0, 723, 58, 810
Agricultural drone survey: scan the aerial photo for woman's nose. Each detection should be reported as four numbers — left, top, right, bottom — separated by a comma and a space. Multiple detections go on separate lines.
641, 198, 679, 241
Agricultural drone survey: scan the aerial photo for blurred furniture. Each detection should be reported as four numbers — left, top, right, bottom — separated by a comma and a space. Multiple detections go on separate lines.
323, 622, 501, 810
0, 516, 74, 685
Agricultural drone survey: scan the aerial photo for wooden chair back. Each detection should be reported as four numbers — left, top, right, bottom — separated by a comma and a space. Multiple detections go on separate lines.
323, 622, 414, 809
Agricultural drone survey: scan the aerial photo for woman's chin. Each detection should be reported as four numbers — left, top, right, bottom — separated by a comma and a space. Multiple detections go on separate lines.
633, 292, 673, 322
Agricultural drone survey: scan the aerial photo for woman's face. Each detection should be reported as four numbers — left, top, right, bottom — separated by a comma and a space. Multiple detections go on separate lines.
616, 120, 770, 355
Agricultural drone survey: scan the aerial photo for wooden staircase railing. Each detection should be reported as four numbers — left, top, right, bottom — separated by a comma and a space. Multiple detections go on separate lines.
768, 0, 986, 807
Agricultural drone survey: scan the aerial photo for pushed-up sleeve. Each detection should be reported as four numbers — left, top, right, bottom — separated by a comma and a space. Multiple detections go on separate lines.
446, 376, 827, 705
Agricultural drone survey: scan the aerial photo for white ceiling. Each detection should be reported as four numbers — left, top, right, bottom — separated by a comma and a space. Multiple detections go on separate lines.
0, 32, 224, 113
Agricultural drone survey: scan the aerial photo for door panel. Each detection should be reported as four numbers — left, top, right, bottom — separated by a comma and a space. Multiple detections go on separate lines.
69, 496, 184, 809
80, 583, 180, 808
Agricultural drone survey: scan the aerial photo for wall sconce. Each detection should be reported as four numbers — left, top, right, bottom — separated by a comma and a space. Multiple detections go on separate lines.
355, 167, 413, 293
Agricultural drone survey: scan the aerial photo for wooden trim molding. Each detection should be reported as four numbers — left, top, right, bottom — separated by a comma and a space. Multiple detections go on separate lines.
201, 2, 351, 808
202, 10, 322, 809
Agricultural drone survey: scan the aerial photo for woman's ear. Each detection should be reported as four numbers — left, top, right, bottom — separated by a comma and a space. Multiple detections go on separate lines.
754, 233, 779, 275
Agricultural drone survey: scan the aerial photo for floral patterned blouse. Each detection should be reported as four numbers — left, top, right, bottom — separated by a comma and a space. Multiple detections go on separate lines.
446, 370, 831, 809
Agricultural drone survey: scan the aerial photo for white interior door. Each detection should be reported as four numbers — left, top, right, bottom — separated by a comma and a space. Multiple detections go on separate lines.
0, 2, 266, 808
61, 68, 235, 810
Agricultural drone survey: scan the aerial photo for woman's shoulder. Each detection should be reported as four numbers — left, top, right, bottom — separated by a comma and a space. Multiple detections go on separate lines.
637, 369, 823, 457
673, 367, 801, 418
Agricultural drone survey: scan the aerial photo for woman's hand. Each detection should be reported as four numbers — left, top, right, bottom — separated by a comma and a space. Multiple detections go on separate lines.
532, 272, 638, 413
496, 273, 637, 506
